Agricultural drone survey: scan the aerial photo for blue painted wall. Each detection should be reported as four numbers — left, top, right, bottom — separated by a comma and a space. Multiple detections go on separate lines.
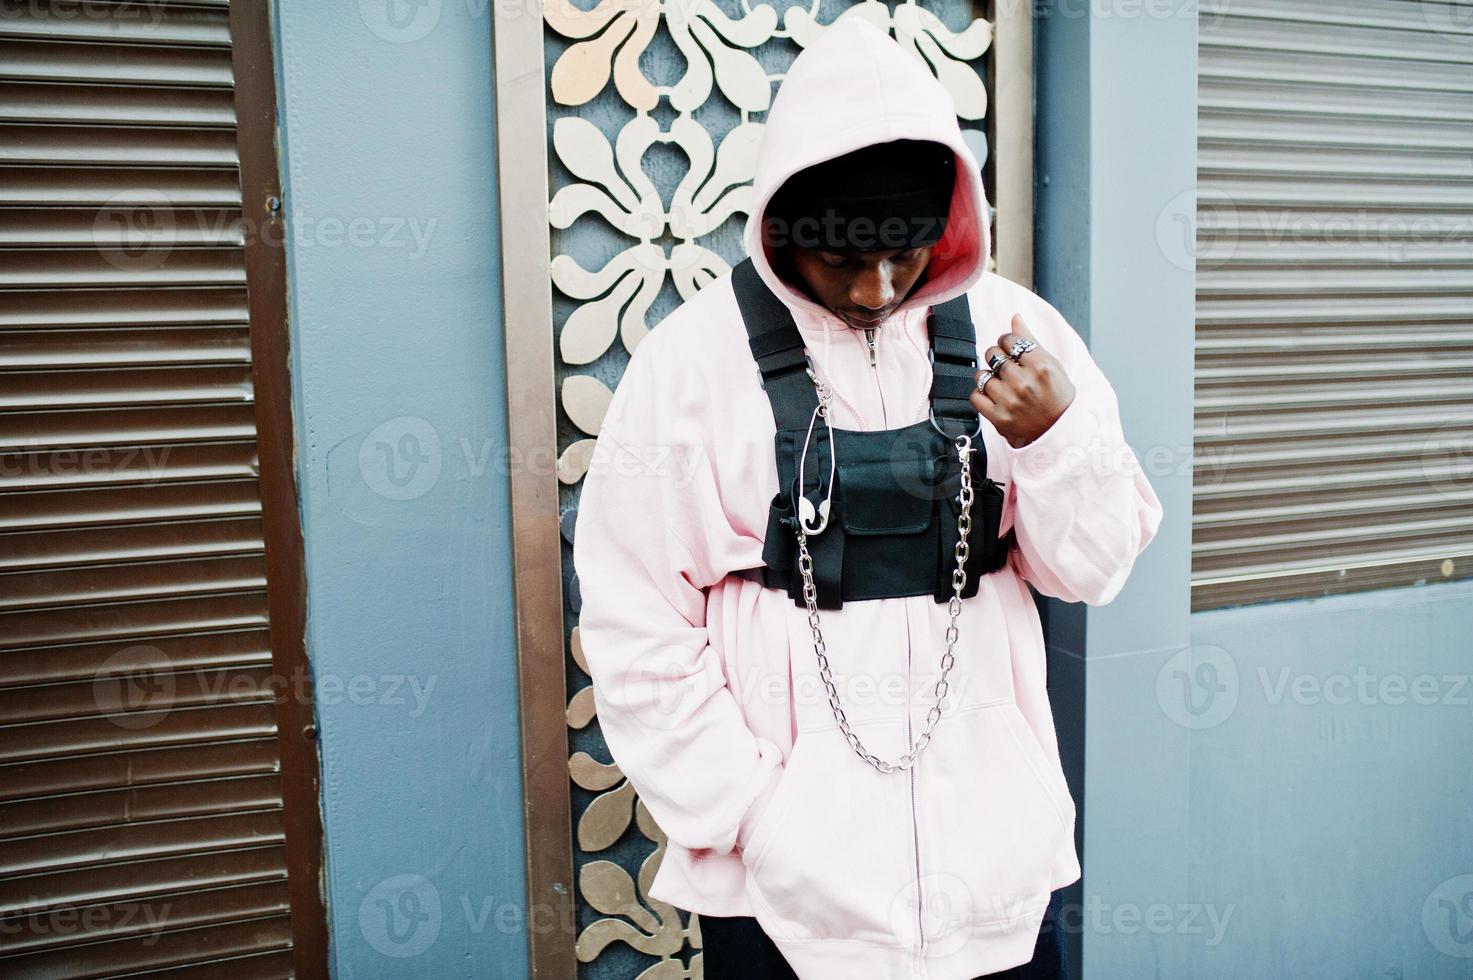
1036, 3, 1473, 978
1036, 1, 1198, 976
271, 2, 527, 977
1187, 580, 1473, 978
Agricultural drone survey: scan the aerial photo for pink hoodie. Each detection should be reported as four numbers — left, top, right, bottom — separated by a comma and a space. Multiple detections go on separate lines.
573, 17, 1163, 979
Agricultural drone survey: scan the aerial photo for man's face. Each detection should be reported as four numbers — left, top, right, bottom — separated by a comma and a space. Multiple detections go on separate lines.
784, 244, 934, 330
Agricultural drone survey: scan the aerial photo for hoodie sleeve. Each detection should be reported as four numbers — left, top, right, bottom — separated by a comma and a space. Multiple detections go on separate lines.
572, 334, 785, 856
994, 292, 1164, 606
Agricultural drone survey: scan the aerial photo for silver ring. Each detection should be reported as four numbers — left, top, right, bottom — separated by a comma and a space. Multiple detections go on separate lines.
986, 351, 1010, 372
1008, 338, 1037, 359
975, 369, 996, 393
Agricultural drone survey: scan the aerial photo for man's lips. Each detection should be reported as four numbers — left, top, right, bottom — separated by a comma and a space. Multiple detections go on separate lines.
843, 311, 889, 327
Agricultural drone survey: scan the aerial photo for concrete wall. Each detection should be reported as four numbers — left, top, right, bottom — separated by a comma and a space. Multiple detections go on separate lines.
1035, 2, 1473, 977
271, 2, 527, 977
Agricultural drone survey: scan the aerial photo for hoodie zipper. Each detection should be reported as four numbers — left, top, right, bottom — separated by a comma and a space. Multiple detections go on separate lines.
862, 327, 887, 424
905, 599, 926, 964
864, 324, 926, 962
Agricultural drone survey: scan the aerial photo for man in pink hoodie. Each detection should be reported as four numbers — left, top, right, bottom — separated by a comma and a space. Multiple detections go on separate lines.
573, 16, 1163, 980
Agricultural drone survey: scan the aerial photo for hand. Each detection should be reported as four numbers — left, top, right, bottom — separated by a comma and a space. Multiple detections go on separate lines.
972, 314, 1076, 449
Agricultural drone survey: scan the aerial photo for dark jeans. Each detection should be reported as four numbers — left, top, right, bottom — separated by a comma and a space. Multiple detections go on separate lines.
699, 886, 1068, 979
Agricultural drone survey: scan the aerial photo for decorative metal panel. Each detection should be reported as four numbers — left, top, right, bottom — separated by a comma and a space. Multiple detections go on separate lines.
542, 1, 1001, 975
1193, 0, 1473, 611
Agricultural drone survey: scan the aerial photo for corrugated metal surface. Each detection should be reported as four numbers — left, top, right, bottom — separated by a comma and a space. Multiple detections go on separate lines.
0, 1, 305, 976
1194, 0, 1473, 611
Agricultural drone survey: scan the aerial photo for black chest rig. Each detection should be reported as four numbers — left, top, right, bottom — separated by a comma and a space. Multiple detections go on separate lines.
732, 258, 1016, 610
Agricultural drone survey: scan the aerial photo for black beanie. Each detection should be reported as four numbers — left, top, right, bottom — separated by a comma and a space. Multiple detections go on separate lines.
762, 138, 955, 252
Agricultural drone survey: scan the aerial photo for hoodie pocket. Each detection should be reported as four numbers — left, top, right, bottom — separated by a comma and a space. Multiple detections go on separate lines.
914, 700, 1074, 941
737, 738, 802, 870
739, 722, 919, 945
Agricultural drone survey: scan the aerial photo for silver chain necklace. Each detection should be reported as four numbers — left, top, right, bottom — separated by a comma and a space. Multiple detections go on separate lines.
793, 372, 976, 774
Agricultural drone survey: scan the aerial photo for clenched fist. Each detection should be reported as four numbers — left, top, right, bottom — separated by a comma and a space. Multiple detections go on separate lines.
972, 314, 1076, 449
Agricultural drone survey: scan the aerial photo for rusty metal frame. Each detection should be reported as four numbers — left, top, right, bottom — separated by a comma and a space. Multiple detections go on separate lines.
491, 3, 579, 978
230, 3, 330, 977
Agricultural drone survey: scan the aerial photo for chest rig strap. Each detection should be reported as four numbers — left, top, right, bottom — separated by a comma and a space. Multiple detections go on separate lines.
732, 258, 823, 427
928, 300, 987, 434
733, 257, 978, 434
731, 257, 1012, 608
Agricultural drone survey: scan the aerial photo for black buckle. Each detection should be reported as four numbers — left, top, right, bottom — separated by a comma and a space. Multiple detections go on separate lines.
927, 345, 984, 442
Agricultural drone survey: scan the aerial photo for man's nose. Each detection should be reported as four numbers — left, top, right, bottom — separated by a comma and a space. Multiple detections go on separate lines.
849, 266, 894, 310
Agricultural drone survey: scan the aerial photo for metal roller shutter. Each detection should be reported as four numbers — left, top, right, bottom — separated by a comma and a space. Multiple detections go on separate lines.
1194, 0, 1473, 611
0, 2, 326, 977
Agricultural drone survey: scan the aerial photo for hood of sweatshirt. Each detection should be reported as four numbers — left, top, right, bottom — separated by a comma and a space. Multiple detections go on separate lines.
741, 16, 991, 331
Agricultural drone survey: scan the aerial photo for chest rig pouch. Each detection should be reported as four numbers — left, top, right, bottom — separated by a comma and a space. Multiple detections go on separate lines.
732, 258, 1017, 610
